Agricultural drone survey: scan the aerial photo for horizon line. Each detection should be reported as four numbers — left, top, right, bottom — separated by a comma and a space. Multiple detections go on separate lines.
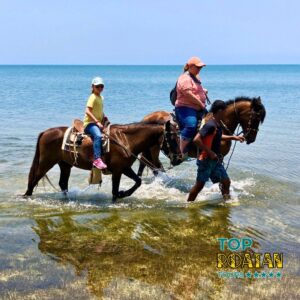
0, 63, 299, 66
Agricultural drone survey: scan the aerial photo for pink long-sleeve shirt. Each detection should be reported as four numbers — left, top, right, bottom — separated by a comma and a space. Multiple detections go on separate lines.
175, 72, 207, 111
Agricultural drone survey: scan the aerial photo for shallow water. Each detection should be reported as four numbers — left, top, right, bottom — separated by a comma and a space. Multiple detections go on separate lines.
0, 65, 300, 299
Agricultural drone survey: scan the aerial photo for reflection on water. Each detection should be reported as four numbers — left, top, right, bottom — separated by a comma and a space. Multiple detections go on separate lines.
0, 168, 300, 299
0, 188, 299, 299
0, 165, 299, 299
32, 207, 233, 298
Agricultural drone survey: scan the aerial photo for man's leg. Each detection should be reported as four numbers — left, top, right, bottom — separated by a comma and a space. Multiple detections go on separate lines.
187, 181, 205, 202
187, 159, 210, 202
210, 162, 231, 201
219, 178, 231, 201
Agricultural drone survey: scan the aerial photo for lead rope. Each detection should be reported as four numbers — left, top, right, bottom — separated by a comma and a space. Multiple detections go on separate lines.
224, 124, 241, 171
218, 123, 241, 197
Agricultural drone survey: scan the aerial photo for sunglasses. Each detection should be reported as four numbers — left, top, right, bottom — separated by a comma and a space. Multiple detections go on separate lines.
95, 85, 104, 89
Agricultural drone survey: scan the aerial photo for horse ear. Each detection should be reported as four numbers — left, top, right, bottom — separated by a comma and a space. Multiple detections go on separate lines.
253, 96, 262, 109
256, 96, 262, 105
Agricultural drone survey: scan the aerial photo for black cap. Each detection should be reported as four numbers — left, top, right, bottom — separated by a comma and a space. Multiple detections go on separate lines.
210, 100, 227, 114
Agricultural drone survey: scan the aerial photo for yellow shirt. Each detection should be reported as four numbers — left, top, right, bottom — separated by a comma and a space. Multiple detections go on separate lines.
83, 94, 104, 128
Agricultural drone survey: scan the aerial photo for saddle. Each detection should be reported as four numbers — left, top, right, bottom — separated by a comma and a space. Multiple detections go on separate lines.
61, 119, 111, 155
170, 111, 205, 135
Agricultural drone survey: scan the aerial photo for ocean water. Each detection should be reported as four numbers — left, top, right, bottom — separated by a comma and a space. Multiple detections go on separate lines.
0, 65, 299, 299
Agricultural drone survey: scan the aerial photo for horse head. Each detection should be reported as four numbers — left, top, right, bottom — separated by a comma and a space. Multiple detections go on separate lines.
230, 96, 266, 145
243, 97, 266, 144
162, 119, 182, 166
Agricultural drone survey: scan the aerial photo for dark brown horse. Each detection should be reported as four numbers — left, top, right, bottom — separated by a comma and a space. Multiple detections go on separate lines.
24, 122, 174, 202
138, 97, 266, 176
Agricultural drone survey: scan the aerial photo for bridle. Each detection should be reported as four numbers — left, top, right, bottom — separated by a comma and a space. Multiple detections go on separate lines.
243, 109, 261, 138
220, 99, 263, 171
162, 119, 182, 163
221, 100, 261, 138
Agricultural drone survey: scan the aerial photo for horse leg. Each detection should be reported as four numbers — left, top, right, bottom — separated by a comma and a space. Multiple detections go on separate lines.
24, 159, 57, 196
58, 161, 72, 194
118, 167, 142, 198
112, 172, 122, 203
137, 148, 164, 177
153, 159, 164, 176
137, 150, 149, 177
137, 159, 146, 177
149, 144, 164, 175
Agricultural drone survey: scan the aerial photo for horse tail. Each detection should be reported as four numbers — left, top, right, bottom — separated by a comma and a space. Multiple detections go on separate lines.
26, 132, 44, 194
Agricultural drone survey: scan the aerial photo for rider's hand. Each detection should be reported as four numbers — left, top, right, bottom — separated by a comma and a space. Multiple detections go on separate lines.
96, 121, 103, 130
209, 151, 218, 160
235, 136, 245, 143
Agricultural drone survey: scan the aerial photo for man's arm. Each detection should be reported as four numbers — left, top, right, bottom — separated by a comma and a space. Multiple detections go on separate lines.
221, 134, 245, 142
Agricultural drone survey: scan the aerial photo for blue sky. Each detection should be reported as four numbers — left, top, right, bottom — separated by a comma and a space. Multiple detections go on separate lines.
0, 0, 299, 64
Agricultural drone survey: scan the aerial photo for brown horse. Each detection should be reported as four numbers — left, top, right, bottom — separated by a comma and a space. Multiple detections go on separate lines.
138, 96, 266, 176
24, 122, 174, 202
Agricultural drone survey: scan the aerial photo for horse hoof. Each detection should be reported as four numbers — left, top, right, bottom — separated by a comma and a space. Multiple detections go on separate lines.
23, 193, 31, 198
62, 190, 68, 196
118, 191, 126, 198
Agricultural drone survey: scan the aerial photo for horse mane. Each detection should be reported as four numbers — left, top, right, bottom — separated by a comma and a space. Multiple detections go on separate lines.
225, 96, 255, 105
225, 96, 266, 123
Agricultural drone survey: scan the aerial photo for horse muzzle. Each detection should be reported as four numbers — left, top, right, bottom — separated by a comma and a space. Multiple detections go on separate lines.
246, 137, 256, 144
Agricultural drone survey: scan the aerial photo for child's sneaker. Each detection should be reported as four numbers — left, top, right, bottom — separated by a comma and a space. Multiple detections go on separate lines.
93, 158, 107, 170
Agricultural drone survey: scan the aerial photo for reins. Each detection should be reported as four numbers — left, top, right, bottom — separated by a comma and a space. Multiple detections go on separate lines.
101, 130, 163, 173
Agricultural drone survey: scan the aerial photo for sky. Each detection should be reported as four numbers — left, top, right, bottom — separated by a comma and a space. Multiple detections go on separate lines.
0, 0, 299, 65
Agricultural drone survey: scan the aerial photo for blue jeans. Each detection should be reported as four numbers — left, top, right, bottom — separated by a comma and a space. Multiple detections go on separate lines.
84, 123, 102, 160
175, 107, 206, 141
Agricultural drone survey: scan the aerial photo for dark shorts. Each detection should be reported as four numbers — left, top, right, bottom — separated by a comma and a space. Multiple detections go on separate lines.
196, 159, 229, 184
